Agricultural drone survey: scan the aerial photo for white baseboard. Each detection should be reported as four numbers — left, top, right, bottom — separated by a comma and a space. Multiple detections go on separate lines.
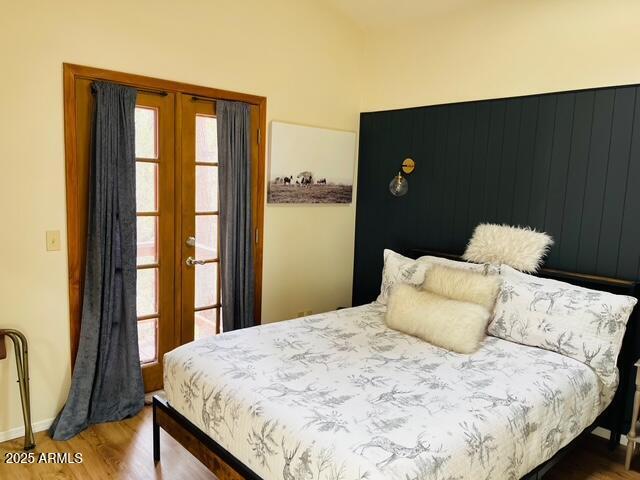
0, 418, 54, 443
592, 426, 627, 446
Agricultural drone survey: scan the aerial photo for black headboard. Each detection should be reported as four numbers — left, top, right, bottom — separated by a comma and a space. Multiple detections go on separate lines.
411, 248, 640, 443
353, 82, 640, 307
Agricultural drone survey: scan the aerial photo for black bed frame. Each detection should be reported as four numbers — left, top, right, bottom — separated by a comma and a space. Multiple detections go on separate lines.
153, 250, 640, 480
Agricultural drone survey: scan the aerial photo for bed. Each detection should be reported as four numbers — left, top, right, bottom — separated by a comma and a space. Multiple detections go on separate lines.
154, 253, 639, 480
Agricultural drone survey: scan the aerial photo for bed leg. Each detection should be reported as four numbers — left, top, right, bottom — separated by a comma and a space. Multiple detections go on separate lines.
153, 399, 160, 463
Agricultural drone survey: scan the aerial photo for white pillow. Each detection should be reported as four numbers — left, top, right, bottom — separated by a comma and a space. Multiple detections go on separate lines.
488, 265, 637, 390
463, 223, 553, 273
386, 284, 490, 353
423, 265, 502, 311
376, 249, 482, 305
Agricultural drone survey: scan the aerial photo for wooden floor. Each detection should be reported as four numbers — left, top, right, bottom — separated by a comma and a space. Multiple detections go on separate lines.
1, 407, 640, 479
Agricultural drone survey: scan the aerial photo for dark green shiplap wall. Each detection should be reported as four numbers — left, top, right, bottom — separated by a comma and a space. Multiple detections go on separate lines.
353, 84, 640, 305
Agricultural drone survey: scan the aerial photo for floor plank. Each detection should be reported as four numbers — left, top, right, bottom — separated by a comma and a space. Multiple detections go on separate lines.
0, 407, 214, 480
546, 435, 640, 480
1, 407, 640, 479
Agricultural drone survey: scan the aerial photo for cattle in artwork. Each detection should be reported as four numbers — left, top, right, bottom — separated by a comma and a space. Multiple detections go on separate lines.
297, 171, 313, 186
268, 171, 352, 203
273, 174, 333, 186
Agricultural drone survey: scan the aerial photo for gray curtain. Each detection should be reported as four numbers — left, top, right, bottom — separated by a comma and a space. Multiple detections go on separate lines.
217, 100, 255, 331
50, 81, 143, 440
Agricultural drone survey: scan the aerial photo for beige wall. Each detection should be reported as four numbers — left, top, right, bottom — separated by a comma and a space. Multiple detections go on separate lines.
361, 0, 640, 111
0, 0, 362, 436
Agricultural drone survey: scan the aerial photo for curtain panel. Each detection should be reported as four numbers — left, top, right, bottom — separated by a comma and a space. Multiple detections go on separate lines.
50, 81, 143, 440
217, 100, 255, 331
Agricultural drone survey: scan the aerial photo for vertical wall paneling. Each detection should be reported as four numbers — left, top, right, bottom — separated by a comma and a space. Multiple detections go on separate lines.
576, 90, 616, 273
354, 83, 640, 306
452, 104, 477, 247
544, 93, 575, 265
618, 88, 640, 279
596, 87, 636, 276
557, 91, 595, 271
441, 104, 464, 249
510, 96, 539, 227
528, 95, 557, 228
483, 101, 507, 224
496, 99, 522, 224
467, 103, 492, 232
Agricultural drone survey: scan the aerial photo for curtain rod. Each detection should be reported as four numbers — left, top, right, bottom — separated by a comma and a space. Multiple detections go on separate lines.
89, 81, 168, 97
191, 95, 216, 102
138, 88, 168, 97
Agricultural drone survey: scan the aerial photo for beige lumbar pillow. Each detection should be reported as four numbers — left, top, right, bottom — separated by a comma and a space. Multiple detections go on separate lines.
422, 265, 501, 311
386, 284, 490, 354
462, 223, 553, 273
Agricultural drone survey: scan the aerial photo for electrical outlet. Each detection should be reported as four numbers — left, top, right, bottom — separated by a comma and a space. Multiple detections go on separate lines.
46, 230, 61, 251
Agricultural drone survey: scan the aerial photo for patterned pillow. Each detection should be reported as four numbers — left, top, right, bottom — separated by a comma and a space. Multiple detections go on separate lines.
376, 250, 482, 305
488, 265, 637, 389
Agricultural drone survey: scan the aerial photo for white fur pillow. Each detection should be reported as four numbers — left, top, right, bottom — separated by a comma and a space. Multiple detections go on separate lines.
463, 223, 553, 273
386, 284, 490, 354
422, 265, 501, 311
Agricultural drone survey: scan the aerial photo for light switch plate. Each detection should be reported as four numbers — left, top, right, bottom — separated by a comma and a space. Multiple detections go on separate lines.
46, 230, 61, 251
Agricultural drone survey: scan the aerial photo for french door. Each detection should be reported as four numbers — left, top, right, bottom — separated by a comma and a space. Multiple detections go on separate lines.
134, 95, 229, 391
179, 97, 223, 342
134, 92, 176, 390
64, 64, 266, 396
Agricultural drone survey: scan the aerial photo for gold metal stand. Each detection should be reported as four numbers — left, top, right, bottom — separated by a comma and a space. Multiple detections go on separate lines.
0, 329, 35, 450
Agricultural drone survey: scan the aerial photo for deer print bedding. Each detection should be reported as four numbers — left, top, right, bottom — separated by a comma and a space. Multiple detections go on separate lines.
488, 265, 637, 391
164, 303, 610, 480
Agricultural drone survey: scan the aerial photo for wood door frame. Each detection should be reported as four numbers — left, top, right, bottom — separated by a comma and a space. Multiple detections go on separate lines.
63, 63, 267, 368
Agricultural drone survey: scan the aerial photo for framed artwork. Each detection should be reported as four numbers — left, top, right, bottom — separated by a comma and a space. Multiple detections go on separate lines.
268, 121, 356, 204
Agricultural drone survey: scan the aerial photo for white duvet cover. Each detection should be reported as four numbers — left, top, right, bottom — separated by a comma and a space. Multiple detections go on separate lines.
164, 303, 610, 480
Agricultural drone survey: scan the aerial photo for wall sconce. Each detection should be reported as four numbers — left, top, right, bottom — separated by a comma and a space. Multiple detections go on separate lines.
389, 158, 415, 197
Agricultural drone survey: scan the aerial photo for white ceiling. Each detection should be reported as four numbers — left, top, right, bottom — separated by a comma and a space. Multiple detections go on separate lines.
326, 0, 485, 30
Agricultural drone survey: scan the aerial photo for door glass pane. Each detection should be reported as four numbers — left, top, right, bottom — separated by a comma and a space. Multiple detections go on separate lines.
137, 216, 157, 265
137, 318, 157, 364
136, 162, 158, 212
196, 115, 218, 163
137, 268, 158, 316
196, 165, 218, 212
195, 308, 216, 340
195, 215, 217, 260
195, 262, 217, 308
135, 107, 158, 159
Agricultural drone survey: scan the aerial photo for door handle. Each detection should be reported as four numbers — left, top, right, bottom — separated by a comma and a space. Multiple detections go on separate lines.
185, 256, 206, 267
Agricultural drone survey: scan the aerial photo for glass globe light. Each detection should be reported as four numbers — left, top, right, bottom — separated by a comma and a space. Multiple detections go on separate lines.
389, 172, 408, 196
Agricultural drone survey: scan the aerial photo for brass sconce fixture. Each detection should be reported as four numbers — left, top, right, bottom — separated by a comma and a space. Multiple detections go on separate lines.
389, 158, 415, 197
